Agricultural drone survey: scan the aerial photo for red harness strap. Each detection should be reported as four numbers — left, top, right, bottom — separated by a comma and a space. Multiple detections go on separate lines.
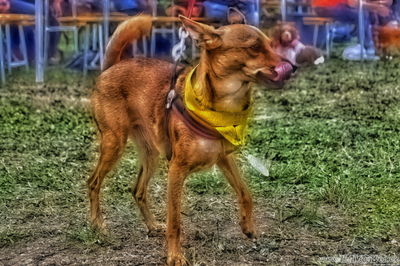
164, 96, 222, 161
171, 97, 222, 140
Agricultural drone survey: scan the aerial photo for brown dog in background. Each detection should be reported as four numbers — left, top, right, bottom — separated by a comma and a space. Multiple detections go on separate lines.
374, 25, 400, 56
89, 15, 292, 265
271, 22, 324, 66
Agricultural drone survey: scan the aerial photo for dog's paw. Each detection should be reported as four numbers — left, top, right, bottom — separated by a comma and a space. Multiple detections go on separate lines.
92, 224, 109, 236
90, 217, 108, 235
240, 221, 257, 240
147, 223, 166, 237
243, 229, 257, 240
167, 253, 188, 266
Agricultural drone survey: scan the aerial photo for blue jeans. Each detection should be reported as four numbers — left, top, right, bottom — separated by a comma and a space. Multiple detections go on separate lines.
9, 0, 35, 60
203, 0, 257, 25
112, 0, 152, 15
315, 4, 374, 49
393, 1, 400, 20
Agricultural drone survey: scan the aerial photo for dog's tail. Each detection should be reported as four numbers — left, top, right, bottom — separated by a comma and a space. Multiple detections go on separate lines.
102, 15, 152, 72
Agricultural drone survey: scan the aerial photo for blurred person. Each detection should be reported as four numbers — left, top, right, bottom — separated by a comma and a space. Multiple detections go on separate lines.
68, 0, 153, 15
369, 0, 395, 25
394, 0, 400, 19
112, 0, 153, 15
165, 0, 203, 17
0, 0, 63, 63
201, 0, 258, 25
70, 0, 102, 14
312, 0, 391, 59
0, 0, 35, 61
47, 0, 64, 64
0, 0, 10, 12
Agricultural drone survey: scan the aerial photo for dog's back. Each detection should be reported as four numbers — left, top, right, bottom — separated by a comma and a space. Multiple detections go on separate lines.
93, 16, 175, 155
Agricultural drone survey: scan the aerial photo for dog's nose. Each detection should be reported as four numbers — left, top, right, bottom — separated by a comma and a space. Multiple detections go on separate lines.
281, 32, 292, 42
272, 61, 293, 82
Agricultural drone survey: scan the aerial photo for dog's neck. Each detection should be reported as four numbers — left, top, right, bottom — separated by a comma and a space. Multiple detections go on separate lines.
193, 50, 252, 112
280, 39, 300, 48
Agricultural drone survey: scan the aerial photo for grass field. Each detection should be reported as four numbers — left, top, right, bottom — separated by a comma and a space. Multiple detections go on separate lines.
0, 58, 399, 265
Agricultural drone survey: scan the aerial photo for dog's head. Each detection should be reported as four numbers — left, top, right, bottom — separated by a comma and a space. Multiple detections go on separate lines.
272, 23, 299, 47
180, 16, 292, 86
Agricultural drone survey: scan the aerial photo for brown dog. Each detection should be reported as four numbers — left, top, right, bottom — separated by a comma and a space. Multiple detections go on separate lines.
271, 23, 323, 66
88, 15, 292, 265
374, 25, 400, 56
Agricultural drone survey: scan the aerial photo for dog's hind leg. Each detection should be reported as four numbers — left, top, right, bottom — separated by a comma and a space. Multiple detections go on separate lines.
217, 154, 256, 239
88, 128, 127, 231
131, 128, 162, 235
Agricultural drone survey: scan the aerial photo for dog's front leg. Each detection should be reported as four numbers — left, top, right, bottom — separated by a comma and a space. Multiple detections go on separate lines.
166, 161, 188, 266
217, 154, 256, 239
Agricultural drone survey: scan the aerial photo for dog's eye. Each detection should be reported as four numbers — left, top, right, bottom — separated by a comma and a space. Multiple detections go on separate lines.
250, 44, 261, 51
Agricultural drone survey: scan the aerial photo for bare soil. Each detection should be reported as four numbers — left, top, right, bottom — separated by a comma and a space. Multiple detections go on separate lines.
1, 193, 399, 266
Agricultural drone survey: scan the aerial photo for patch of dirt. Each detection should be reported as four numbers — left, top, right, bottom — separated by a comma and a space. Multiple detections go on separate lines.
1, 194, 399, 265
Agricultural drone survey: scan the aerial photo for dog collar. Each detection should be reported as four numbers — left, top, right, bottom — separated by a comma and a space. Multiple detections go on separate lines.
183, 66, 252, 146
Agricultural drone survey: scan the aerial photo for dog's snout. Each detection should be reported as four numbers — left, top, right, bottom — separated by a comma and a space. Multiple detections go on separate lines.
281, 31, 292, 42
272, 62, 293, 82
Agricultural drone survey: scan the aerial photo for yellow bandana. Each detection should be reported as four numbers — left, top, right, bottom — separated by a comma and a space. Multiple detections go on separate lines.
183, 67, 252, 146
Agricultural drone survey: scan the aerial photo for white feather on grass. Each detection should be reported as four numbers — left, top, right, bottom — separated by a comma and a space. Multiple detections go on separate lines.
245, 153, 270, 177
314, 56, 325, 65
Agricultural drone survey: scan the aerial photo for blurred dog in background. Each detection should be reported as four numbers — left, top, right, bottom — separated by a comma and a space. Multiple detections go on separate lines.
271, 22, 324, 67
374, 23, 400, 56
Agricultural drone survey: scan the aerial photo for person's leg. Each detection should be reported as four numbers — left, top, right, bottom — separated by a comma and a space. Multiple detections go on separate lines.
235, 0, 257, 25
48, 11, 61, 61
9, 1, 35, 61
362, 11, 375, 50
9, 0, 35, 14
395, 1, 400, 20
24, 25, 34, 61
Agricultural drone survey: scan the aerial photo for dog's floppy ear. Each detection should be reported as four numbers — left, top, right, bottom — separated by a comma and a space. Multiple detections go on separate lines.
179, 15, 222, 50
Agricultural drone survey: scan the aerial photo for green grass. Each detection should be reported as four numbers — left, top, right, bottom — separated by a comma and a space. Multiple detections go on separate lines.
247, 59, 400, 237
0, 58, 400, 250
190, 58, 400, 238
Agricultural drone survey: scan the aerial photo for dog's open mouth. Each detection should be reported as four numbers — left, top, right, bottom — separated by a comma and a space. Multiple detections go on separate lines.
256, 61, 294, 87
271, 61, 293, 82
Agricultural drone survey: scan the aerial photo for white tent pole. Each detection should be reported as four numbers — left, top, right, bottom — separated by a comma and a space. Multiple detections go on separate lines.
358, 0, 365, 60
255, 0, 260, 26
103, 0, 110, 49
281, 0, 286, 21
35, 0, 44, 83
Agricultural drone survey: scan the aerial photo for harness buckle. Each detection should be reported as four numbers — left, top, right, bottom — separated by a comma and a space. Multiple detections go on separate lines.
166, 89, 177, 109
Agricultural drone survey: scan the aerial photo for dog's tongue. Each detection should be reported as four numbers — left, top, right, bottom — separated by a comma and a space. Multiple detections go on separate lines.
272, 62, 293, 82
